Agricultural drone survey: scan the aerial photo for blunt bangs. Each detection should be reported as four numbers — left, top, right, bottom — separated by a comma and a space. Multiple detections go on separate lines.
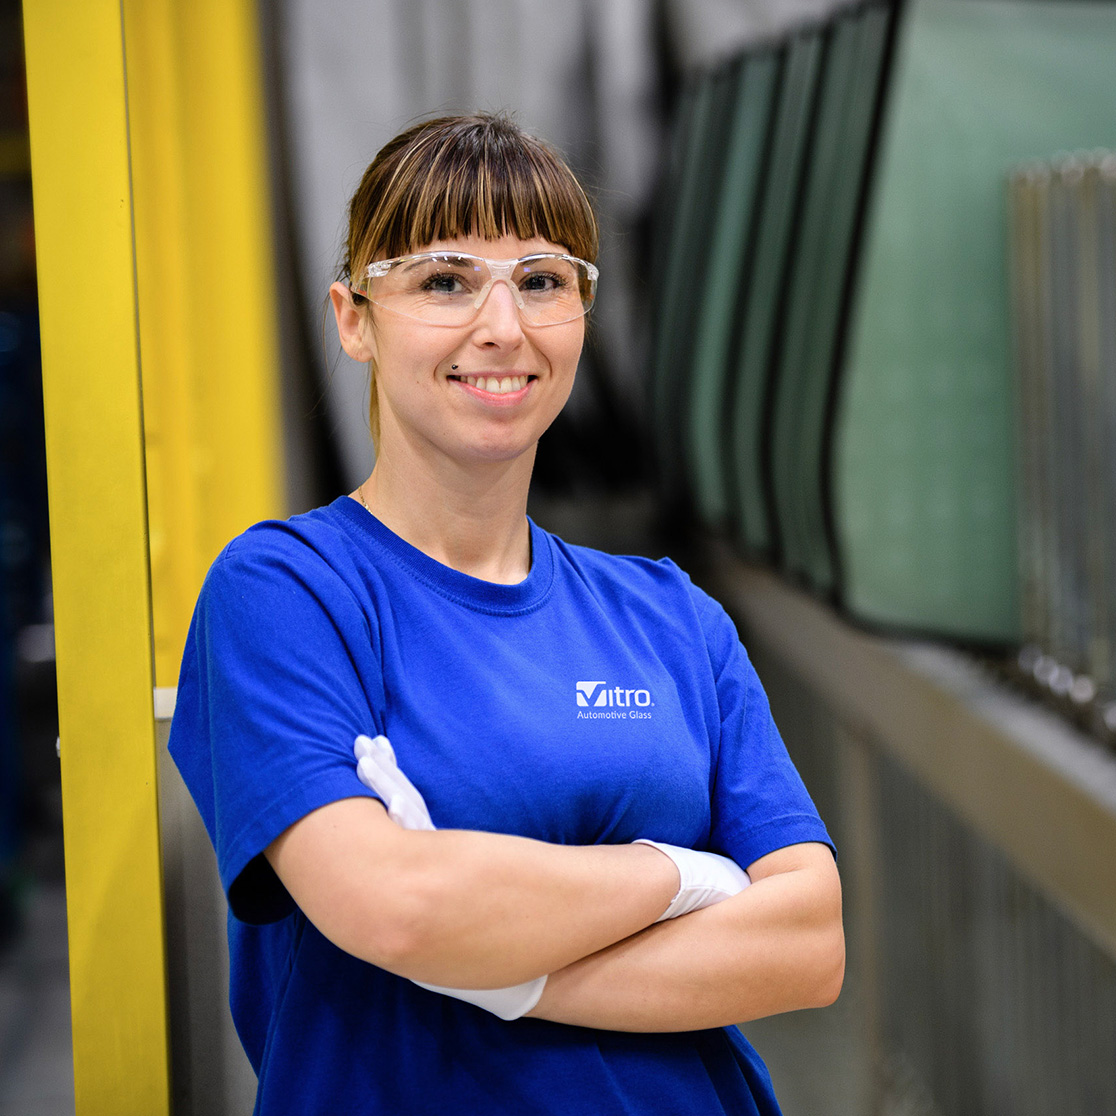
346, 115, 598, 281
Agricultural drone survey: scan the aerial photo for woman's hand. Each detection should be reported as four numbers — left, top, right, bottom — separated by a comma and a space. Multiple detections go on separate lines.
633, 840, 750, 920
354, 734, 546, 1020
525, 841, 844, 1032
354, 734, 435, 829
350, 737, 749, 1020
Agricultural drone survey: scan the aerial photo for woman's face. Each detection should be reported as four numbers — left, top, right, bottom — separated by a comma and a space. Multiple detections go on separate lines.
338, 233, 586, 471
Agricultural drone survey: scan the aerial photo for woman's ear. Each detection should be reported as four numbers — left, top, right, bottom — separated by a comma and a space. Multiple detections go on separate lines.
329, 282, 376, 363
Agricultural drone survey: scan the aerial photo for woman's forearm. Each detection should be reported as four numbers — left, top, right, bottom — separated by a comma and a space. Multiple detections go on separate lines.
266, 796, 679, 987
372, 828, 681, 986
524, 843, 844, 1032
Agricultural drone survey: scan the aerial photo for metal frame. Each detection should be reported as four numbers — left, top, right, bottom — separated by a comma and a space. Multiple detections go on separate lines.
24, 0, 284, 1109
714, 551, 1116, 1115
23, 2, 172, 1110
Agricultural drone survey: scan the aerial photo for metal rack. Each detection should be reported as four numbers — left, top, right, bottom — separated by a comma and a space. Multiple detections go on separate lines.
1010, 152, 1116, 742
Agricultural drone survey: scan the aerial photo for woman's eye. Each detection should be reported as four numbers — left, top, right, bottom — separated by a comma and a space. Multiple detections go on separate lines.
421, 272, 468, 295
520, 272, 563, 293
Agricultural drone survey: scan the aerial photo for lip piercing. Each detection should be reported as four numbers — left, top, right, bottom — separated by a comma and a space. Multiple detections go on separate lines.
451, 364, 459, 370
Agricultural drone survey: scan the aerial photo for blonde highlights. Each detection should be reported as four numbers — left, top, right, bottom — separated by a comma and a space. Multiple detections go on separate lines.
340, 113, 599, 446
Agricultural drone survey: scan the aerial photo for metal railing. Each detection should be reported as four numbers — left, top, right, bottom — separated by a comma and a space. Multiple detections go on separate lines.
707, 557, 1116, 1116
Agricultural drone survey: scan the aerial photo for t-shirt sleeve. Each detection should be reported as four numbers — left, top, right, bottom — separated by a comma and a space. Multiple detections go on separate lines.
168, 529, 385, 923
690, 583, 835, 870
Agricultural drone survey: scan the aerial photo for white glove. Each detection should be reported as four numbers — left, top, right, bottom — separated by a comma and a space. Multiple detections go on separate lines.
634, 839, 751, 921
410, 974, 546, 1021
353, 735, 546, 1020
354, 733, 435, 830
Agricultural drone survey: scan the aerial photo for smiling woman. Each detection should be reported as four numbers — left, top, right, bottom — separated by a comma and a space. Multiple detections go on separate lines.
330, 229, 588, 567
167, 112, 843, 1116
336, 113, 598, 451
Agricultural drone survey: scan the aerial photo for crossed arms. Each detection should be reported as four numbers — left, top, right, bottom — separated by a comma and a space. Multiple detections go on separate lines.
264, 738, 844, 1032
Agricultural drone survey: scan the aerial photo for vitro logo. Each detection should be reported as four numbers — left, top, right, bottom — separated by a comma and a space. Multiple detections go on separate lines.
575, 681, 652, 708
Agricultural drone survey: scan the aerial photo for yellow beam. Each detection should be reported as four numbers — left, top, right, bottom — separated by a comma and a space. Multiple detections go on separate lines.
22, 0, 171, 1112
126, 0, 285, 688
177, 0, 285, 552
124, 0, 203, 692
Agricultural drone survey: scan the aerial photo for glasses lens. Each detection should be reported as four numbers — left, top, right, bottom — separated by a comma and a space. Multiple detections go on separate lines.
365, 253, 595, 326
513, 256, 595, 325
367, 254, 486, 325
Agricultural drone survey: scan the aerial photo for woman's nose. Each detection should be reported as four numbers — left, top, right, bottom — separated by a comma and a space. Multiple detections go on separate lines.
472, 279, 526, 343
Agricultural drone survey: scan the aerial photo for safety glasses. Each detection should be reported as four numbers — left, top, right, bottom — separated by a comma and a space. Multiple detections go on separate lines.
350, 251, 598, 327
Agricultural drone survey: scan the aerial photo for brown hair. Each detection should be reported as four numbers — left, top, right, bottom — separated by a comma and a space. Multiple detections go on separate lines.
340, 112, 599, 445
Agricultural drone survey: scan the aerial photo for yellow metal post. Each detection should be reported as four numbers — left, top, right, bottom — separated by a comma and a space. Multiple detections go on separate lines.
125, 0, 285, 688
122, 0, 204, 692
22, 0, 172, 1112
26, 0, 284, 1104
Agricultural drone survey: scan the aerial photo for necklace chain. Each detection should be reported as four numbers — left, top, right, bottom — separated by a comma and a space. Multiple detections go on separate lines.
356, 483, 371, 514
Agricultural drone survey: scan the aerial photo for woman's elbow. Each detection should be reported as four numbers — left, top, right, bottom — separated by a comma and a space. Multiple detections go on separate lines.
790, 867, 845, 1010
342, 868, 450, 972
805, 856, 845, 1008
809, 920, 846, 1008
266, 798, 447, 969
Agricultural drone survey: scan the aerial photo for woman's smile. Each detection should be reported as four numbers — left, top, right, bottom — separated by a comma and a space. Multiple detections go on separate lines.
448, 372, 536, 401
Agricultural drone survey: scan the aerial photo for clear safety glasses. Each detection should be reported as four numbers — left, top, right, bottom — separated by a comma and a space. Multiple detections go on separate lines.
351, 251, 598, 327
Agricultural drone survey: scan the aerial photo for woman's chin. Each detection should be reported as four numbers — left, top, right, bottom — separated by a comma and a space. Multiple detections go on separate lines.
452, 436, 539, 469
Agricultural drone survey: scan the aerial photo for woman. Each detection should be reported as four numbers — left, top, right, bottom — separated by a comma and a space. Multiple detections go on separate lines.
169, 112, 843, 1115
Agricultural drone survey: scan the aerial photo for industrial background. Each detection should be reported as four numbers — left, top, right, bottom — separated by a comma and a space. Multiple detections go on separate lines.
2, 0, 1115, 1112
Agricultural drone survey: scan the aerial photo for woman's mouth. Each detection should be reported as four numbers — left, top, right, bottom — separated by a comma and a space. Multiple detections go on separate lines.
449, 373, 535, 396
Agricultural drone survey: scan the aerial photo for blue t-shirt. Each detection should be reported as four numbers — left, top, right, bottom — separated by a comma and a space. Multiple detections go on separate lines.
169, 496, 834, 1116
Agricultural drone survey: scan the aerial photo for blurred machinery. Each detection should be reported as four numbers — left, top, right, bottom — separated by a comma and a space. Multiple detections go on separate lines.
651, 0, 1116, 753
652, 1, 1116, 1113
1010, 153, 1116, 740
14, 0, 1116, 1113
0, 0, 45, 949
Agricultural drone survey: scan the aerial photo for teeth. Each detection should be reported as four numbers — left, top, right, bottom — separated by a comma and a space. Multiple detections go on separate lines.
459, 375, 528, 394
